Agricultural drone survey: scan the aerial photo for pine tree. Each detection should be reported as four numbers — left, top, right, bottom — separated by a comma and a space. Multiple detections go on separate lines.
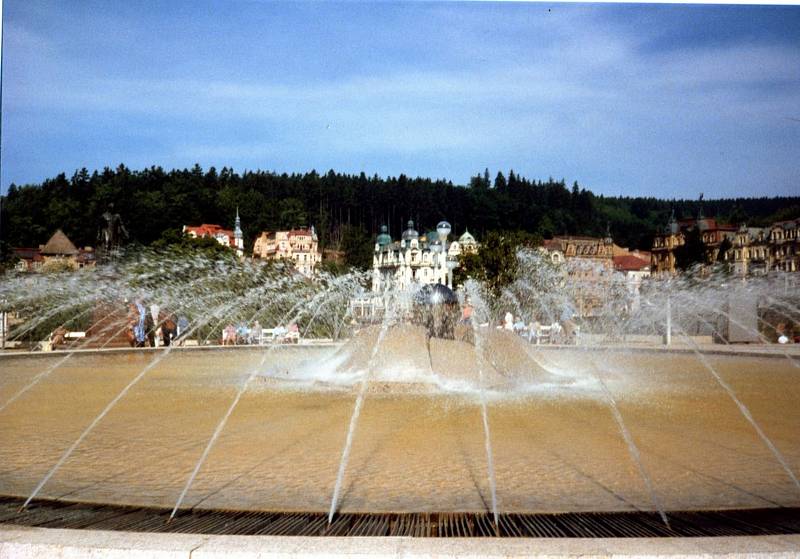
494, 171, 507, 191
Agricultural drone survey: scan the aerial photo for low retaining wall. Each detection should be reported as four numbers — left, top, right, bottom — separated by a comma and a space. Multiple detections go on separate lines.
578, 334, 714, 346
0, 342, 344, 362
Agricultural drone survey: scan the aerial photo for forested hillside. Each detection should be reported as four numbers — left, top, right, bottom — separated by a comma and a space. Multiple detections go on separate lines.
2, 164, 798, 258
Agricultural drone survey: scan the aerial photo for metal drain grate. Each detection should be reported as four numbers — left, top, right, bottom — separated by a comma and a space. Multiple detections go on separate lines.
1, 496, 799, 537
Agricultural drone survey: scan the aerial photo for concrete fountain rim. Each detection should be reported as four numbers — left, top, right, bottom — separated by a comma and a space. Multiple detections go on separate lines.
1, 341, 798, 361
2, 524, 798, 558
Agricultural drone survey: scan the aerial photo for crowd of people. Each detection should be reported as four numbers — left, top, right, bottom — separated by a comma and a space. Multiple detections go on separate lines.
458, 300, 579, 344
124, 305, 304, 348
221, 321, 300, 345
125, 300, 188, 348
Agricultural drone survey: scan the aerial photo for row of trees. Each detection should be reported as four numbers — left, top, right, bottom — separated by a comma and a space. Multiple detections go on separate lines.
2, 163, 798, 269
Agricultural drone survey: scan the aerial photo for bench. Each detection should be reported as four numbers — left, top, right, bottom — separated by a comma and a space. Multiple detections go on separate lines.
536, 325, 551, 345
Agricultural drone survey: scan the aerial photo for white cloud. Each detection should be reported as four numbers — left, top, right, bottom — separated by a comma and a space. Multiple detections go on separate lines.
3, 3, 799, 196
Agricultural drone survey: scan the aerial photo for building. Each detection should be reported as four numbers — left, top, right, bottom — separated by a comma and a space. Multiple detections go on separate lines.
456, 229, 479, 256
540, 235, 615, 270
252, 227, 321, 276
613, 251, 651, 277
731, 219, 800, 275
651, 209, 798, 276
651, 212, 683, 274
183, 210, 244, 257
651, 208, 738, 275
12, 247, 44, 272
539, 234, 616, 318
13, 229, 95, 272
613, 250, 651, 313
371, 220, 475, 293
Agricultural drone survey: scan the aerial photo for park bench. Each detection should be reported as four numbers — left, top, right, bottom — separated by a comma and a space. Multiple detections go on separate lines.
536, 325, 551, 345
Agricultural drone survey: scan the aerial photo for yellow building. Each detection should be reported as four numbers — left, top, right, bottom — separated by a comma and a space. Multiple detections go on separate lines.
652, 211, 799, 276
731, 219, 799, 275
539, 234, 615, 318
252, 227, 321, 276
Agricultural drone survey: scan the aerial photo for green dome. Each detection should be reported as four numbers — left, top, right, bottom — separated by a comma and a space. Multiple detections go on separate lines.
376, 225, 392, 247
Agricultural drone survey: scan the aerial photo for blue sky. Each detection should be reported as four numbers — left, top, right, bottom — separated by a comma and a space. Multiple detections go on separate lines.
2, 1, 799, 198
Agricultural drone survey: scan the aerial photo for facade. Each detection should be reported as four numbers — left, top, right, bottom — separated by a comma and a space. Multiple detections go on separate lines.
613, 251, 651, 312
183, 210, 244, 257
371, 220, 474, 293
731, 219, 799, 275
652, 211, 798, 276
539, 235, 616, 317
540, 235, 615, 271
651, 211, 737, 275
651, 212, 683, 274
456, 229, 479, 256
12, 247, 44, 272
252, 227, 321, 276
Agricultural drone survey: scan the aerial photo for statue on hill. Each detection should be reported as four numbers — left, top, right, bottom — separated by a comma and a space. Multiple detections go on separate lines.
98, 203, 129, 262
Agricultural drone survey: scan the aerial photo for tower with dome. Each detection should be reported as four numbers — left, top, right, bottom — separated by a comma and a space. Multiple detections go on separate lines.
371, 220, 478, 292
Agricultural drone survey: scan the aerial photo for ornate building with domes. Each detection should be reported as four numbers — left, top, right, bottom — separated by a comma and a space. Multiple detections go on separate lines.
371, 220, 477, 292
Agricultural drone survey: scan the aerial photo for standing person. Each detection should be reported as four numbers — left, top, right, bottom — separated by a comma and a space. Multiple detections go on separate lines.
160, 311, 177, 347
125, 302, 137, 347
504, 311, 514, 331
149, 304, 160, 347
251, 320, 262, 345
236, 323, 248, 345
551, 321, 563, 344
461, 300, 473, 324
528, 319, 540, 344
177, 315, 189, 343
223, 324, 236, 346
144, 307, 156, 347
562, 318, 578, 345
132, 301, 147, 348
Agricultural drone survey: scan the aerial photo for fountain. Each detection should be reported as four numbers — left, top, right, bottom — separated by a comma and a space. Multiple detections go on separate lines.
0, 247, 799, 544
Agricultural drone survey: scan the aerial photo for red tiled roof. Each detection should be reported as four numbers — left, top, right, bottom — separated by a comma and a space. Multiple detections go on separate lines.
184, 224, 236, 247
613, 254, 650, 271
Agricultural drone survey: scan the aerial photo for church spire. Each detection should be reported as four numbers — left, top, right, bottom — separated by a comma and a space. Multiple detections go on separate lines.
233, 207, 243, 256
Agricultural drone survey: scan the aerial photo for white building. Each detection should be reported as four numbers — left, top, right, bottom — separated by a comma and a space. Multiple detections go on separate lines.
371, 220, 475, 293
613, 251, 651, 313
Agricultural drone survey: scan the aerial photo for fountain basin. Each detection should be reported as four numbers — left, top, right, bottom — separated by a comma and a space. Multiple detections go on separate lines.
1, 345, 799, 515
